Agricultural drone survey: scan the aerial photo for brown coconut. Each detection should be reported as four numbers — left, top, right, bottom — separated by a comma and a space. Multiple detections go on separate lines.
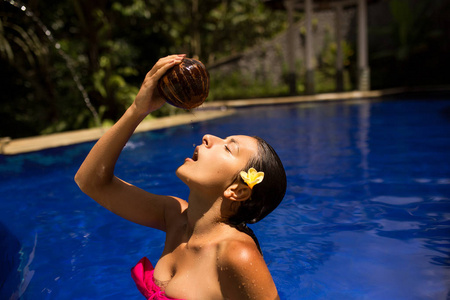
157, 58, 210, 110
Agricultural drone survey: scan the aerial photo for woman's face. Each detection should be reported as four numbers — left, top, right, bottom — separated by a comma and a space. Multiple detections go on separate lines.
176, 134, 258, 193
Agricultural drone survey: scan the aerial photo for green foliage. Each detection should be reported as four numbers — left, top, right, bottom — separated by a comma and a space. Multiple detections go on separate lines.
208, 71, 289, 101
0, 0, 287, 138
2, 0, 447, 138
203, 0, 286, 61
316, 27, 354, 92
375, 0, 439, 62
369, 0, 449, 88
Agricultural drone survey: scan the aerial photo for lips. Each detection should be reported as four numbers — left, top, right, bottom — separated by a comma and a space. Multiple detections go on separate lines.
192, 146, 199, 161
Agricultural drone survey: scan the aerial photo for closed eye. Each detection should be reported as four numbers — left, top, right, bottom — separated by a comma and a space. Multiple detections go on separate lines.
225, 144, 232, 154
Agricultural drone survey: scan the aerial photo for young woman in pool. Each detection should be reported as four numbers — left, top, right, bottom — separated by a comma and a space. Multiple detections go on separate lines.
75, 54, 286, 300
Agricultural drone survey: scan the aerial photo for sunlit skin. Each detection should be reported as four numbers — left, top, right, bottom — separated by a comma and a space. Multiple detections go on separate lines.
75, 55, 280, 300
176, 134, 256, 194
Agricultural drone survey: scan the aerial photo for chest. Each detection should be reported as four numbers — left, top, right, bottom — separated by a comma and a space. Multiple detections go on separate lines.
154, 244, 223, 300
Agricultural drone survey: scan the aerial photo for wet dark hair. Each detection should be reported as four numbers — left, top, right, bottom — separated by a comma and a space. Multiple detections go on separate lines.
227, 136, 287, 253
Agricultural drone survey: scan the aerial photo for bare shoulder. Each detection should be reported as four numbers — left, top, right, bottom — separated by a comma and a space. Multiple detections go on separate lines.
165, 195, 189, 214
217, 238, 279, 300
164, 195, 188, 226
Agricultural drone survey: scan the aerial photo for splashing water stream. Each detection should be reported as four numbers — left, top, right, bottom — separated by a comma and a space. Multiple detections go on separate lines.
4, 0, 102, 128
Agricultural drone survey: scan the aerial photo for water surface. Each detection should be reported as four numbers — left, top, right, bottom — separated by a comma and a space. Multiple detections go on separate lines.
1, 97, 449, 299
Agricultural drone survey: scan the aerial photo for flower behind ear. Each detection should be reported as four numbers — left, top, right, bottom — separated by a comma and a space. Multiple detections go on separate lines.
240, 168, 264, 189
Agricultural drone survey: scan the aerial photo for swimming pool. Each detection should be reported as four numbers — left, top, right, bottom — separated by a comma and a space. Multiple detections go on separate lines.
1, 96, 449, 299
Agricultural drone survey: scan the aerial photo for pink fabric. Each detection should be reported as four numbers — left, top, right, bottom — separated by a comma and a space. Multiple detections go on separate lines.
131, 257, 183, 300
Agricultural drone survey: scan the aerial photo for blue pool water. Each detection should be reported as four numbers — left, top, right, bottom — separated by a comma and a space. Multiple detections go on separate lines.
1, 97, 449, 299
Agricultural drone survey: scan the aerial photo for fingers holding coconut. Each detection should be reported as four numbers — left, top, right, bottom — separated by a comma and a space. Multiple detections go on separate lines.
157, 57, 210, 110
148, 54, 186, 78
134, 55, 186, 115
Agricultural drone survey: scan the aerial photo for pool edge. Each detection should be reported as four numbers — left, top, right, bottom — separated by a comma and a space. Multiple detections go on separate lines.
2, 85, 449, 155
1, 110, 235, 155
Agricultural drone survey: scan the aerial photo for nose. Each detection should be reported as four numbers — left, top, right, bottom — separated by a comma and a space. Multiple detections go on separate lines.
202, 134, 220, 148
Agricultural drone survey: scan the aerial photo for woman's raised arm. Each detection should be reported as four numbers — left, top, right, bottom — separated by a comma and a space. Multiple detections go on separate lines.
74, 54, 187, 231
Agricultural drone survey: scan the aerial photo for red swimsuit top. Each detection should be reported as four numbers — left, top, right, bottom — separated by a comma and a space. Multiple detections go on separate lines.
131, 257, 184, 300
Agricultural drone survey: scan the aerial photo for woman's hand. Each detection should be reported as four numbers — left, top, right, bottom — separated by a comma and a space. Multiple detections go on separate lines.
75, 54, 189, 232
133, 54, 186, 115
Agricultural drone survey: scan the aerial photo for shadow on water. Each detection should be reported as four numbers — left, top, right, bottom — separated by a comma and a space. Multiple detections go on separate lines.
0, 222, 21, 299
0, 222, 37, 300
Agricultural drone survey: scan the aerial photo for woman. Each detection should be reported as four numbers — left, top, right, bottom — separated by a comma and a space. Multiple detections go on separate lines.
75, 54, 286, 300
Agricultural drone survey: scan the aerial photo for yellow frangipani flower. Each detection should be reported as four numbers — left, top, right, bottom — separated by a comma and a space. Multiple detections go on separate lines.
240, 167, 264, 189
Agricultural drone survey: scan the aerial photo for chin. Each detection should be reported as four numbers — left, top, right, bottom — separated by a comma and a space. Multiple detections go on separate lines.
175, 165, 190, 186
175, 165, 184, 179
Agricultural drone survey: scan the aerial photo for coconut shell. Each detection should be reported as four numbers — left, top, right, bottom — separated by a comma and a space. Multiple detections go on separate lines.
157, 58, 210, 110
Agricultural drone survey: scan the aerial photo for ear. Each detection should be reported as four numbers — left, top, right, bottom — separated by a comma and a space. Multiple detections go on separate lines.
223, 182, 252, 202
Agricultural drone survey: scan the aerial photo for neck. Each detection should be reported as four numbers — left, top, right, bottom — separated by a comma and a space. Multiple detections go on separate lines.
185, 191, 229, 238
